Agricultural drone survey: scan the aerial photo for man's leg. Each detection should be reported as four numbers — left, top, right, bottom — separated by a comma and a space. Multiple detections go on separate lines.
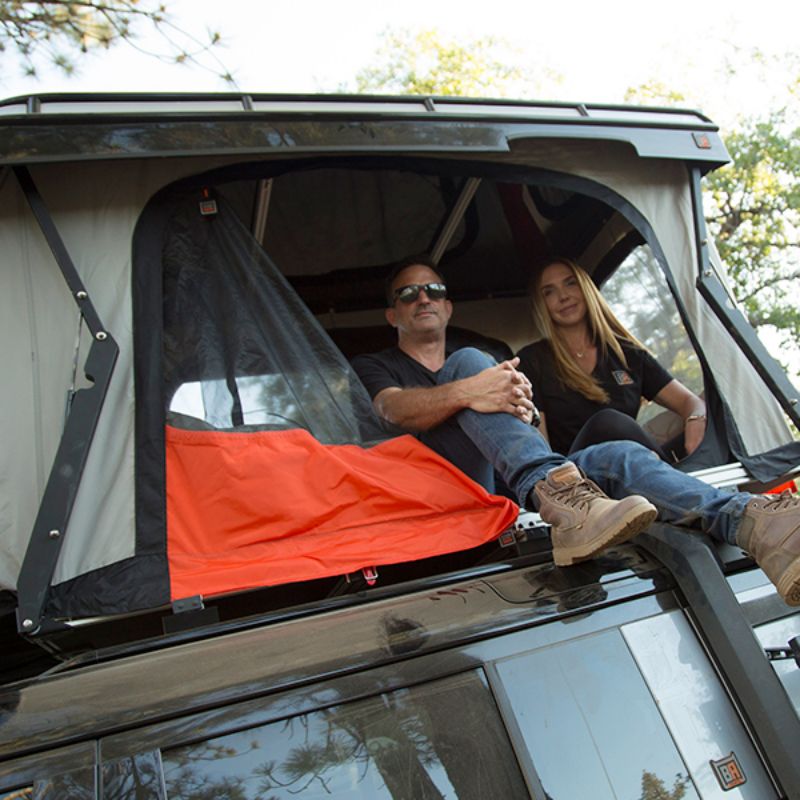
420, 347, 564, 499
421, 349, 657, 565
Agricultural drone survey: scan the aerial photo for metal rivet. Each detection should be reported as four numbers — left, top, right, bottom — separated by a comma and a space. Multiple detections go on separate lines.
49, 529, 60, 539
22, 619, 34, 630
700, 238, 708, 246
704, 270, 713, 277
95, 331, 107, 341
76, 290, 88, 300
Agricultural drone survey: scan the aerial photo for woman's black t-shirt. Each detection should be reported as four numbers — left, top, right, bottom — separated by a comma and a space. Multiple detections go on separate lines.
516, 339, 673, 455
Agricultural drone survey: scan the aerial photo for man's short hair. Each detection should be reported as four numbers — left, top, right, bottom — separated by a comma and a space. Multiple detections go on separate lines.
384, 254, 445, 306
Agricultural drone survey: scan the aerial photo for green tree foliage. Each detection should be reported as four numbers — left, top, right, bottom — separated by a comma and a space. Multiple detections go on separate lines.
620, 82, 800, 371
624, 80, 688, 107
0, 0, 233, 82
352, 26, 558, 98
703, 112, 800, 352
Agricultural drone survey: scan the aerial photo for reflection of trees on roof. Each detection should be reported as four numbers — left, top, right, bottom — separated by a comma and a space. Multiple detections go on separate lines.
639, 769, 691, 800
161, 672, 528, 798
162, 740, 251, 799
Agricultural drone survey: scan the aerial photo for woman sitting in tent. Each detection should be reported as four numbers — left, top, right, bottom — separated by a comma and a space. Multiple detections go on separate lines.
516, 257, 706, 461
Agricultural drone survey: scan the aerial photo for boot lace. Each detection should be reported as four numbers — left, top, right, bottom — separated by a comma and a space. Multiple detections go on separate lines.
756, 490, 800, 512
549, 479, 603, 511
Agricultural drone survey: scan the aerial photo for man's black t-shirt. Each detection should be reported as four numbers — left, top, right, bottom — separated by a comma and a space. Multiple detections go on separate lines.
352, 344, 458, 398
516, 339, 673, 455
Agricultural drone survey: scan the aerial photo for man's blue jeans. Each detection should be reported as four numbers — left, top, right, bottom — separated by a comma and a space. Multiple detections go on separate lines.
420, 348, 752, 545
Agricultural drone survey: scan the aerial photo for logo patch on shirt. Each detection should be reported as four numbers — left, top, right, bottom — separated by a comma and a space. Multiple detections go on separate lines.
612, 370, 634, 386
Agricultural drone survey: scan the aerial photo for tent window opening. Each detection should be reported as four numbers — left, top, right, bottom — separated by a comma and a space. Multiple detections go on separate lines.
601, 244, 704, 452
170, 374, 313, 430
602, 243, 704, 421
146, 173, 517, 603
160, 195, 387, 444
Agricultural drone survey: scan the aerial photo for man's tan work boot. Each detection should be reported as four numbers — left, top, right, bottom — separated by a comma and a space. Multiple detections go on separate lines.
736, 491, 800, 606
534, 463, 658, 566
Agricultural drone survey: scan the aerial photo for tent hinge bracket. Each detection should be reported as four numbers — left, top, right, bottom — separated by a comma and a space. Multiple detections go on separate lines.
13, 165, 119, 637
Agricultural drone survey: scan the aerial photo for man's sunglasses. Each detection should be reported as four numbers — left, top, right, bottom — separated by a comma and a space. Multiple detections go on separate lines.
393, 282, 448, 304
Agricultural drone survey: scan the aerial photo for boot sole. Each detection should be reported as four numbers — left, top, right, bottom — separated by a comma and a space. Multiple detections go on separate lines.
776, 554, 800, 607
553, 504, 657, 567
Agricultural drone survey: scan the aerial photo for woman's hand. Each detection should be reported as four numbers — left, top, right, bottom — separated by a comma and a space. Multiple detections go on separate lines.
684, 413, 706, 455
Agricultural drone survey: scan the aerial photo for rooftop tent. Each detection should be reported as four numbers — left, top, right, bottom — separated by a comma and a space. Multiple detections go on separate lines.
1, 98, 798, 634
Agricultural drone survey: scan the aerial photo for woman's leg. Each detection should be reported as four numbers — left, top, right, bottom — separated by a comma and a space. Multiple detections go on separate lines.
569, 408, 669, 461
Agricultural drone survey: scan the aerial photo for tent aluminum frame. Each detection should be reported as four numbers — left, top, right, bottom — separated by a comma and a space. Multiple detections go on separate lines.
12, 166, 119, 635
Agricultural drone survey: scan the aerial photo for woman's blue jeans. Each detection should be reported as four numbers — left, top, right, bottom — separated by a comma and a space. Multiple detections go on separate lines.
419, 348, 751, 545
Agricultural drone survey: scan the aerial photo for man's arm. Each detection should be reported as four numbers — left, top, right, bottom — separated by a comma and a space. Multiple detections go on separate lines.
375, 358, 534, 431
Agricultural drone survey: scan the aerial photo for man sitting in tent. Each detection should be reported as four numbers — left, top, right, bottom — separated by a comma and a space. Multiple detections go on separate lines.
352, 256, 800, 606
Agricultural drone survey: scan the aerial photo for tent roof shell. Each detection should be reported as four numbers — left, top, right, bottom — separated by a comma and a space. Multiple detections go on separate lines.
0, 92, 729, 168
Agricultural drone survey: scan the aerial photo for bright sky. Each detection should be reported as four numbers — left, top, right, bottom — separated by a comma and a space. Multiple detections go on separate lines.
1, 0, 799, 129
2, 0, 798, 376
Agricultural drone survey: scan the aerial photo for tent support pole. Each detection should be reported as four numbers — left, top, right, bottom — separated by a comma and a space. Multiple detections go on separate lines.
13, 166, 119, 636
251, 178, 273, 245
689, 167, 800, 427
430, 177, 481, 265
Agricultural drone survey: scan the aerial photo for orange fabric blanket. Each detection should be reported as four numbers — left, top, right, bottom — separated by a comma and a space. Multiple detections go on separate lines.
166, 425, 518, 599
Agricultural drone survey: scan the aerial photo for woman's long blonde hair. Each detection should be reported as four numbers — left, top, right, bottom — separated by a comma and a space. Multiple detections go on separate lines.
530, 258, 647, 403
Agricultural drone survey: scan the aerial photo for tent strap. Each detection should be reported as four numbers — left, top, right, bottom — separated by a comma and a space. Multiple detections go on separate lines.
13, 166, 119, 636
